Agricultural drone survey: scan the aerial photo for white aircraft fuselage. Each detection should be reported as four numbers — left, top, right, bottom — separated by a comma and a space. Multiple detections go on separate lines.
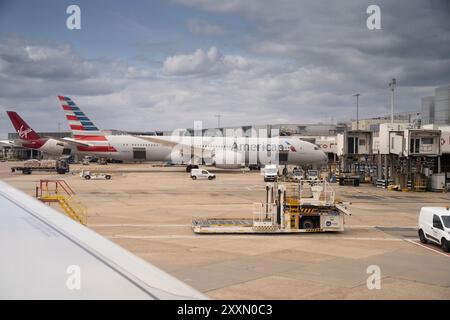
63, 135, 328, 167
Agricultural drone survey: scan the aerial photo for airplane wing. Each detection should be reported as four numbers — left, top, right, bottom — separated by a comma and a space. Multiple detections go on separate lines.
0, 140, 19, 147
49, 137, 93, 148
0, 181, 207, 300
137, 135, 212, 156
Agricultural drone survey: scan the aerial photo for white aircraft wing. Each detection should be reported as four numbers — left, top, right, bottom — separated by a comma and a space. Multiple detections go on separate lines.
0, 181, 207, 300
0, 140, 18, 147
51, 137, 93, 148
137, 135, 213, 156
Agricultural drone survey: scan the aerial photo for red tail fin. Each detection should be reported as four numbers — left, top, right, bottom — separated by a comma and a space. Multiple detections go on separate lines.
6, 111, 41, 140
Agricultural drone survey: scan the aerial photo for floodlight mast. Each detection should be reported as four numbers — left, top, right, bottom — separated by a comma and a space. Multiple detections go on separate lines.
352, 93, 360, 130
389, 78, 397, 124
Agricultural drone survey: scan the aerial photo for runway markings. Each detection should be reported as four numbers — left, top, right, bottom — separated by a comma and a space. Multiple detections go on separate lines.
94, 224, 420, 242
108, 234, 416, 241
90, 223, 201, 228
92, 223, 417, 229
346, 225, 416, 229
406, 239, 450, 257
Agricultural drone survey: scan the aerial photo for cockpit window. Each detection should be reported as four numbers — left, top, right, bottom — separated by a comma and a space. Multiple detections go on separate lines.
314, 146, 320, 150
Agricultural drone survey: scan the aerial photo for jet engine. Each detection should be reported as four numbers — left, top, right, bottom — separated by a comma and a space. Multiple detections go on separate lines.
212, 150, 243, 169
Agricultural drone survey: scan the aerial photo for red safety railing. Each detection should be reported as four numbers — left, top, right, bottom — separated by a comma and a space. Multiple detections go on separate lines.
36, 180, 76, 199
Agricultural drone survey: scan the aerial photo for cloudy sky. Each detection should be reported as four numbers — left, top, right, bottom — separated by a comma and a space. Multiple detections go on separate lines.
0, 0, 449, 137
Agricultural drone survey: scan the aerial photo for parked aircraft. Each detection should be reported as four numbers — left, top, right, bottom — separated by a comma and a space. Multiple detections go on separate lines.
5, 111, 89, 157
57, 96, 328, 168
4, 97, 328, 169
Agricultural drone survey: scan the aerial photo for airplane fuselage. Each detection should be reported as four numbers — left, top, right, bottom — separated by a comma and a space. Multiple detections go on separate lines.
68, 135, 327, 165
18, 138, 73, 157
16, 134, 327, 166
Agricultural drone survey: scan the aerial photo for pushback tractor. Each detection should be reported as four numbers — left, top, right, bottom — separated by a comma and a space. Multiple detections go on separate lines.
192, 177, 351, 234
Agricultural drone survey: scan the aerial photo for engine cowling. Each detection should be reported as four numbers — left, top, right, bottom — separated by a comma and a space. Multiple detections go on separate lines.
169, 148, 186, 164
212, 150, 243, 169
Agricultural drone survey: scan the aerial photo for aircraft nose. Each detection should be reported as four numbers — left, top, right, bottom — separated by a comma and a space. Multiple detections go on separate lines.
318, 150, 328, 163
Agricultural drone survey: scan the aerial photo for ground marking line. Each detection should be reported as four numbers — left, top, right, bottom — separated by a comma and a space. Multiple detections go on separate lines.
346, 225, 417, 229
108, 235, 416, 241
406, 239, 450, 258
92, 224, 417, 229
90, 224, 189, 227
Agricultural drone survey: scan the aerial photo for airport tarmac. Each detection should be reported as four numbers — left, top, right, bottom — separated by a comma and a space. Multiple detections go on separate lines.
1, 161, 450, 299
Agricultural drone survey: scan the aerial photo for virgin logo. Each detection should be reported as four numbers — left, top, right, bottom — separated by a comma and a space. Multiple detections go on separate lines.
18, 125, 32, 139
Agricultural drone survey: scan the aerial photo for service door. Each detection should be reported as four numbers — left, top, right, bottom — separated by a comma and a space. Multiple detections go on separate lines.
278, 151, 289, 164
431, 214, 445, 244
62, 148, 72, 155
133, 147, 146, 161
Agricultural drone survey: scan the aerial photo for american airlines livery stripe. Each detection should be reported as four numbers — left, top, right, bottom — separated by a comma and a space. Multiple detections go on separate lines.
58, 95, 104, 137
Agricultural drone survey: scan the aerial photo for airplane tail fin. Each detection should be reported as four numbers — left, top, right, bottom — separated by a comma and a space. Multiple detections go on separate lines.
6, 111, 41, 140
57, 96, 107, 141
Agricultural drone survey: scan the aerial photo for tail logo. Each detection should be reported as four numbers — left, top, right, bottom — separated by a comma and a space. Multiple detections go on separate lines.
18, 125, 33, 139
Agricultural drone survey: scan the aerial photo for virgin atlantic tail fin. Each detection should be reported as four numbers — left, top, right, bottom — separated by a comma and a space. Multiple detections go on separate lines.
6, 111, 41, 140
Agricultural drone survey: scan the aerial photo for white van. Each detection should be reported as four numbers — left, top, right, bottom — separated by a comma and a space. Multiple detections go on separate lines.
418, 207, 450, 252
191, 168, 216, 180
263, 164, 278, 182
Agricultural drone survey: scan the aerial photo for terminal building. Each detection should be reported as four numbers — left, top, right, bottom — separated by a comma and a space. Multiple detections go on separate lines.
161, 123, 348, 138
332, 85, 450, 190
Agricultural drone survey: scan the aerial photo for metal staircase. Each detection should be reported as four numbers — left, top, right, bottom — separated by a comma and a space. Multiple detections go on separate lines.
36, 180, 87, 225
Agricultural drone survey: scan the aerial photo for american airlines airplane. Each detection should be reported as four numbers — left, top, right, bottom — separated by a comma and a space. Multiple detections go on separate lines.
57, 96, 328, 168
0, 180, 206, 299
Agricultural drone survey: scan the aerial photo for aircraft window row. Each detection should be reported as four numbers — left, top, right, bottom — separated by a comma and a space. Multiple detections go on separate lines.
121, 144, 160, 147
116, 144, 291, 149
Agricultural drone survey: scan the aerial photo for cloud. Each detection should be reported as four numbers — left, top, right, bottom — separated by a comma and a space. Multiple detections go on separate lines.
0, 35, 151, 99
0, 37, 360, 137
186, 19, 225, 36
162, 46, 250, 76
0, 35, 153, 135
176, 0, 450, 88
0, 37, 96, 81
1, 1, 449, 137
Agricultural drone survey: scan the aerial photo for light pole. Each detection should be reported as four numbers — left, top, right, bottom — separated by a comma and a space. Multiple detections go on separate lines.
389, 78, 396, 124
215, 114, 221, 129
352, 93, 360, 130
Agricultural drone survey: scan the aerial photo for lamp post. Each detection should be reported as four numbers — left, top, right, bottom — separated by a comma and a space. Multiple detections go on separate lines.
215, 114, 221, 129
389, 78, 396, 124
352, 93, 360, 130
